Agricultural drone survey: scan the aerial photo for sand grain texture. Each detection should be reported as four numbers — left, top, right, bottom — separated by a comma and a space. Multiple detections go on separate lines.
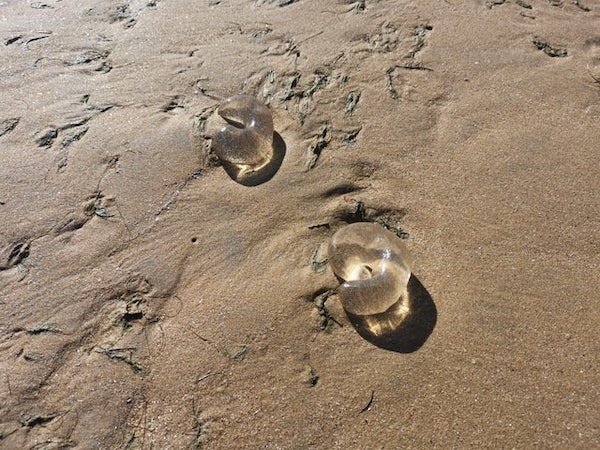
1, 0, 599, 448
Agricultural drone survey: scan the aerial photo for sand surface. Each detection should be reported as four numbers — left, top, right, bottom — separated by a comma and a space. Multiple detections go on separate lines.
1, 0, 599, 448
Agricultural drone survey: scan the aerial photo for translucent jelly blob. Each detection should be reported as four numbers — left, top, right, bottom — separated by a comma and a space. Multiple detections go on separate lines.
328, 222, 413, 316
212, 94, 274, 177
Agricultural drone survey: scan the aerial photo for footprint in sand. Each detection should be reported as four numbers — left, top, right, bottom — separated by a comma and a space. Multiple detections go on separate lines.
212, 94, 285, 186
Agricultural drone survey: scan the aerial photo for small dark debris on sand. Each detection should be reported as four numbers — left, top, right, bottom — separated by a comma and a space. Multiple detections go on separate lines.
302, 365, 319, 386
35, 127, 58, 148
4, 35, 22, 46
307, 125, 331, 169
344, 91, 361, 116
533, 37, 567, 57
514, 0, 532, 8
572, 0, 590, 11
0, 242, 30, 271
0, 117, 20, 137
30, 2, 54, 9
97, 347, 146, 373
485, 0, 506, 9
342, 127, 362, 145
19, 413, 57, 427
310, 246, 328, 273
25, 323, 62, 335
313, 290, 342, 331
228, 345, 249, 361
360, 391, 375, 412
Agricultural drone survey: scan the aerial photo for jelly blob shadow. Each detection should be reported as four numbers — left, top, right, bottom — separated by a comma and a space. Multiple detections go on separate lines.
346, 275, 436, 353
328, 222, 436, 353
212, 94, 286, 187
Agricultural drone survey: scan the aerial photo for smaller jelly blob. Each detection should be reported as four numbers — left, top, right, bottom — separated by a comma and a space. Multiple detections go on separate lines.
328, 222, 413, 316
212, 94, 274, 177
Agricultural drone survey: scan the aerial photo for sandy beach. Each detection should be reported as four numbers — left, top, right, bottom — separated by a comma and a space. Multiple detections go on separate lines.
1, 0, 599, 448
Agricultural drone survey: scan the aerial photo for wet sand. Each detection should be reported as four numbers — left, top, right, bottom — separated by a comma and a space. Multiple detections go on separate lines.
1, 0, 599, 448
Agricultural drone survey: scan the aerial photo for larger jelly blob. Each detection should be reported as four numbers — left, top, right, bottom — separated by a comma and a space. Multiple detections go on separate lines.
328, 222, 413, 316
212, 94, 274, 176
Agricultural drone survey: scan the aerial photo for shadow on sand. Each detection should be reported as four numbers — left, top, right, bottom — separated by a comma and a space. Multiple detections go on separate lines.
345, 274, 437, 353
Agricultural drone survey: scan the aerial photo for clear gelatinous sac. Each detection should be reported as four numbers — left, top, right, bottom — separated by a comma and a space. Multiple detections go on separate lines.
328, 222, 413, 316
212, 94, 274, 177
